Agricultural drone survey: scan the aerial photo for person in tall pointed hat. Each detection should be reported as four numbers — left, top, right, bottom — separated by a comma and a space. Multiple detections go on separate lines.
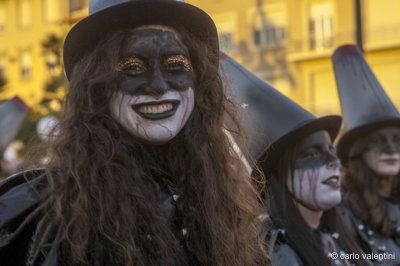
0, 96, 29, 179
332, 44, 400, 264
219, 53, 370, 266
0, 1, 268, 265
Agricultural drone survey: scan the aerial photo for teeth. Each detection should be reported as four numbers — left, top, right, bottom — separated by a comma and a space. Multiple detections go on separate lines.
325, 177, 339, 184
137, 103, 173, 114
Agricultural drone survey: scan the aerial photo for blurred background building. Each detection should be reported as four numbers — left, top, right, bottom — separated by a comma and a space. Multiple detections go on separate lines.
0, 0, 400, 163
189, 0, 400, 116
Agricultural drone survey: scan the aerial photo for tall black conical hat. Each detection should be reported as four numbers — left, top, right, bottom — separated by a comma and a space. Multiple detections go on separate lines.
332, 44, 400, 162
0, 97, 29, 155
219, 53, 342, 168
63, 0, 218, 80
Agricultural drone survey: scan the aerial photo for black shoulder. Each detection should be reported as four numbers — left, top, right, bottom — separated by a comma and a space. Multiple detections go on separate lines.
0, 169, 49, 227
264, 228, 286, 258
272, 242, 303, 266
0, 169, 47, 195
265, 228, 303, 266
0, 169, 52, 265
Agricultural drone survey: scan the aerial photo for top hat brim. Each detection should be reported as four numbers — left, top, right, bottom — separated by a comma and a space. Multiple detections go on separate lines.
63, 0, 218, 80
337, 117, 400, 163
262, 115, 342, 170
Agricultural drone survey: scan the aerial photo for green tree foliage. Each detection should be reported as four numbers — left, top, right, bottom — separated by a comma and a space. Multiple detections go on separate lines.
16, 33, 67, 157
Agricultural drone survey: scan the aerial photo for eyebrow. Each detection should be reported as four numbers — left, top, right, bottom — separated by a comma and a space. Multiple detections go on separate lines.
116, 56, 146, 72
299, 144, 326, 152
163, 54, 192, 71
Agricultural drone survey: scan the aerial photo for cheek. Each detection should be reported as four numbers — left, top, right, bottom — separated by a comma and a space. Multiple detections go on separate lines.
109, 94, 139, 127
363, 151, 381, 172
288, 169, 316, 199
363, 151, 375, 165
182, 88, 194, 108
171, 74, 195, 91
176, 87, 195, 124
117, 77, 146, 94
289, 168, 340, 210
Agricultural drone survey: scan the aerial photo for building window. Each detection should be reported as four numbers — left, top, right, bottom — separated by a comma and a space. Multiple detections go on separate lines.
18, 0, 32, 28
308, 2, 334, 51
69, 0, 85, 13
20, 51, 32, 79
253, 25, 285, 48
0, 3, 6, 32
249, 3, 287, 49
43, 0, 60, 22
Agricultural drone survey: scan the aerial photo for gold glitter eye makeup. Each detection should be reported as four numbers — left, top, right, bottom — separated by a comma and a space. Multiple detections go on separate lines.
164, 55, 192, 71
116, 57, 147, 73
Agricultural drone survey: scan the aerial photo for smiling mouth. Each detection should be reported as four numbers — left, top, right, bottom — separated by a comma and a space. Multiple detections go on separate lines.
322, 175, 340, 189
381, 158, 400, 164
132, 100, 180, 120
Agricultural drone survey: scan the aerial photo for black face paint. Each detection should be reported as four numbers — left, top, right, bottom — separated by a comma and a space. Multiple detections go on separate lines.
116, 28, 195, 96
293, 131, 339, 170
364, 127, 400, 154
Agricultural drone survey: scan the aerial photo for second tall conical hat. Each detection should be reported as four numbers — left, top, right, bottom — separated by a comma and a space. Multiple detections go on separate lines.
220, 53, 341, 169
0, 97, 29, 155
332, 44, 400, 162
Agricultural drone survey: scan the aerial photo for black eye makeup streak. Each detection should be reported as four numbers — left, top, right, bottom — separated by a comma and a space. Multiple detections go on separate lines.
293, 131, 339, 170
365, 130, 400, 153
116, 57, 146, 72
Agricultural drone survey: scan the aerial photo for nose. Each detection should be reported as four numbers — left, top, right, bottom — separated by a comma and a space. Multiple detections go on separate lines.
146, 66, 169, 96
326, 151, 341, 169
382, 140, 399, 154
327, 159, 340, 170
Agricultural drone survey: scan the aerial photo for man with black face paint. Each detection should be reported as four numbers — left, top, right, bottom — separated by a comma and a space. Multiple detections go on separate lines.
219, 54, 369, 266
333, 44, 400, 265
0, 1, 267, 265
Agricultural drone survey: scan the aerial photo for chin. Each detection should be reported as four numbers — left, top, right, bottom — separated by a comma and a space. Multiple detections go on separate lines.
319, 194, 342, 210
377, 169, 400, 177
375, 165, 400, 177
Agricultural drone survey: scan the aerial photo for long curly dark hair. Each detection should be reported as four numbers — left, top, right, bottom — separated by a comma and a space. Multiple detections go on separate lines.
264, 140, 368, 266
40, 27, 267, 265
342, 154, 400, 237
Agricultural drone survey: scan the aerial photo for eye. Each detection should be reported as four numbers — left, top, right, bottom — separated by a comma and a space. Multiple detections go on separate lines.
116, 57, 147, 75
369, 134, 384, 144
164, 55, 192, 72
392, 134, 400, 143
302, 149, 319, 159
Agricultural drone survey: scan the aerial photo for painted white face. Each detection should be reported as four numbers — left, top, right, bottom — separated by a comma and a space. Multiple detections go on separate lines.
286, 131, 342, 211
110, 27, 195, 144
110, 89, 194, 144
362, 127, 400, 177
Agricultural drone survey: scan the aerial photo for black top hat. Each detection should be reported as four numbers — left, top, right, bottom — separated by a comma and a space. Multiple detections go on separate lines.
219, 53, 342, 169
63, 0, 218, 80
332, 44, 400, 162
